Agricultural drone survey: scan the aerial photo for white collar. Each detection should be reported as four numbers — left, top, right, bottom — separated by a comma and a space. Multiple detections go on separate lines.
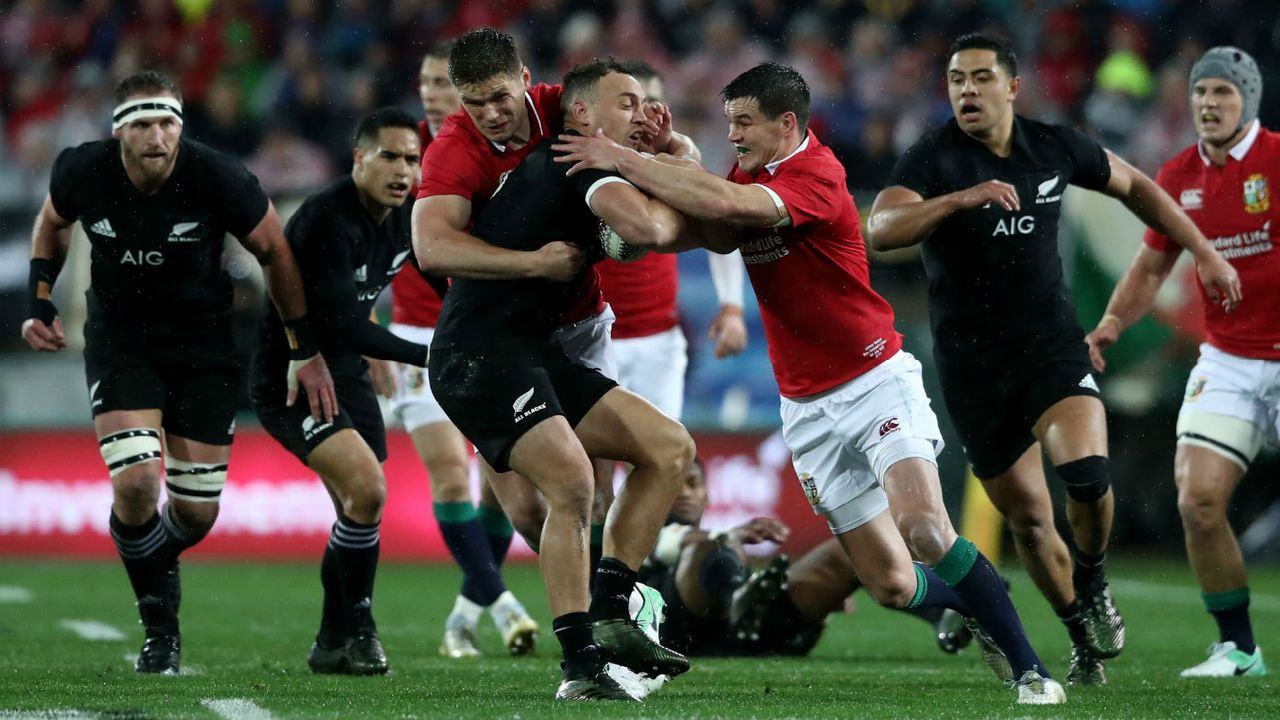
1198, 119, 1260, 166
489, 90, 544, 153
764, 134, 810, 175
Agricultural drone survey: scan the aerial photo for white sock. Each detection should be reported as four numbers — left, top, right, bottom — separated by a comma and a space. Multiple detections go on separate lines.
450, 594, 484, 626
489, 591, 523, 621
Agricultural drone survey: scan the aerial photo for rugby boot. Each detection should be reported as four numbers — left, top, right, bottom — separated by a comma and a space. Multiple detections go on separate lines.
592, 618, 689, 678
962, 616, 1014, 683
1078, 576, 1125, 658
346, 630, 390, 675
1014, 670, 1068, 705
1066, 643, 1106, 686
556, 663, 638, 701
1180, 642, 1267, 678
491, 592, 539, 656
935, 608, 973, 654
135, 595, 180, 675
728, 555, 790, 645
439, 612, 481, 658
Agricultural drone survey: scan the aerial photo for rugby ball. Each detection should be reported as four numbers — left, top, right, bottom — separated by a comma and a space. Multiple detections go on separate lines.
599, 222, 649, 263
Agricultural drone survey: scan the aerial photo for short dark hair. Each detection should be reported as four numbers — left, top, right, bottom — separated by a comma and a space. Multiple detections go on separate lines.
562, 57, 633, 114
619, 59, 660, 83
720, 63, 810, 132
425, 38, 454, 62
949, 32, 1018, 78
354, 106, 418, 147
114, 70, 182, 105
448, 28, 521, 87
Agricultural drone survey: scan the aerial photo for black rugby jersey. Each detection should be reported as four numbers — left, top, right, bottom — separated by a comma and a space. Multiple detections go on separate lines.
48, 138, 268, 333
252, 176, 429, 404
433, 131, 619, 345
888, 115, 1111, 364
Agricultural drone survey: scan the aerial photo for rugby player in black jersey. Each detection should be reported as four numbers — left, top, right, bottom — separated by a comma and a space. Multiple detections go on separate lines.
429, 58, 696, 700
866, 33, 1241, 685
252, 107, 439, 676
20, 70, 336, 675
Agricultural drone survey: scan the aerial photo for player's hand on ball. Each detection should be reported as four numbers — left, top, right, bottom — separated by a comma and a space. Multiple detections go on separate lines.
288, 352, 337, 423
21, 316, 66, 352
599, 223, 649, 262
1084, 316, 1121, 373
366, 357, 396, 398
1197, 252, 1242, 313
534, 241, 585, 282
957, 179, 1020, 211
553, 129, 627, 175
708, 304, 747, 358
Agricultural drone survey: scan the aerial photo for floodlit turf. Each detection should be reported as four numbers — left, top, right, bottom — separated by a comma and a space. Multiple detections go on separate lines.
0, 558, 1277, 719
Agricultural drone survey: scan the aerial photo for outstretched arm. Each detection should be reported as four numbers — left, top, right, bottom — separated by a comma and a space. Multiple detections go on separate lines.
1102, 151, 1241, 312
1084, 245, 1180, 373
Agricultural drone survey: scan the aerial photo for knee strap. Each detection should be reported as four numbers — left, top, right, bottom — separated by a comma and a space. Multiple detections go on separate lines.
165, 458, 228, 503
1055, 455, 1110, 503
99, 428, 162, 477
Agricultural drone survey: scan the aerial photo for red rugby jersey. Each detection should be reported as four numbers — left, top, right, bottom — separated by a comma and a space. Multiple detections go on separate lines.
415, 83, 604, 324
1145, 121, 1280, 359
391, 119, 443, 327
728, 130, 902, 397
596, 252, 679, 338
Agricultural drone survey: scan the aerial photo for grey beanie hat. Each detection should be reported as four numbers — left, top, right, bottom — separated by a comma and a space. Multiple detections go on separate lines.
1190, 46, 1262, 128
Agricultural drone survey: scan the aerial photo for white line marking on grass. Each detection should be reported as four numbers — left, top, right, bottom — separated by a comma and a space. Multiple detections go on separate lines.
57, 620, 125, 641
1111, 578, 1280, 613
0, 586, 32, 603
201, 699, 278, 720
122, 653, 203, 676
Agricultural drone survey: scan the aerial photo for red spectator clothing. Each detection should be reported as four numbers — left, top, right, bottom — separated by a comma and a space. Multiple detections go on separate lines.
1145, 121, 1280, 360
728, 130, 902, 398
596, 253, 679, 339
390, 120, 443, 328
416, 83, 603, 324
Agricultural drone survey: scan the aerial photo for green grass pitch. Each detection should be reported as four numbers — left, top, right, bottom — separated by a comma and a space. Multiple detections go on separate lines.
0, 558, 1277, 719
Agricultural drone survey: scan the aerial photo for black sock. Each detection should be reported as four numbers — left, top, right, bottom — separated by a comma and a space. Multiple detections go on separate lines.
1205, 589, 1256, 653
158, 502, 200, 560
109, 511, 177, 634
588, 523, 604, 590
317, 544, 347, 648
590, 557, 636, 621
754, 590, 825, 655
329, 514, 381, 632
553, 612, 600, 678
936, 538, 1048, 678
699, 544, 748, 612
1073, 550, 1107, 593
1055, 599, 1090, 646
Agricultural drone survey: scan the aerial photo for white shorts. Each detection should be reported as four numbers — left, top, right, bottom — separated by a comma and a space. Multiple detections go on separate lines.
613, 325, 687, 419
1176, 343, 1280, 470
779, 351, 944, 535
389, 323, 449, 433
551, 304, 619, 381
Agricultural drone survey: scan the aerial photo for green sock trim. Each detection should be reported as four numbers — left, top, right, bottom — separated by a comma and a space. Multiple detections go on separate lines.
432, 501, 477, 524
933, 536, 979, 587
907, 564, 928, 609
477, 504, 513, 538
590, 523, 605, 545
1203, 587, 1250, 612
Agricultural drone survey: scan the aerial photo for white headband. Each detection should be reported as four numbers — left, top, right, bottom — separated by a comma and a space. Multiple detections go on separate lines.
112, 96, 183, 131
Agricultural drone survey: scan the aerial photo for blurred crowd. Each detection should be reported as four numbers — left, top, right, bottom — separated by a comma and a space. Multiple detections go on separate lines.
2, 0, 1279, 208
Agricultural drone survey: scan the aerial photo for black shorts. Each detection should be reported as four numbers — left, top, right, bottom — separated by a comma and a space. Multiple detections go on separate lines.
937, 338, 1102, 480
653, 567, 736, 657
83, 322, 240, 446
255, 373, 387, 464
427, 338, 617, 472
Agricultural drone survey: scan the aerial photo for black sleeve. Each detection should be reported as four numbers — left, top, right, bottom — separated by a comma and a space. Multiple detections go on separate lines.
409, 248, 450, 299
1060, 125, 1112, 191
48, 146, 85, 221
200, 146, 271, 238
887, 137, 938, 198
295, 221, 430, 367
569, 165, 628, 208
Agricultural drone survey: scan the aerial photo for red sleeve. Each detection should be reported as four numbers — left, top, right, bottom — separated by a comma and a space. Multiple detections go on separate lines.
417, 132, 488, 201
760, 157, 844, 228
1143, 163, 1176, 253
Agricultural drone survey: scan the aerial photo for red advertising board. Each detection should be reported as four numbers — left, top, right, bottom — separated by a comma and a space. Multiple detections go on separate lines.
0, 429, 829, 560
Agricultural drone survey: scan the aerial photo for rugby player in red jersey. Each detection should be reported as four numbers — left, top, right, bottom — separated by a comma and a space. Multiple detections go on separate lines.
555, 61, 1066, 704
1087, 46, 1269, 679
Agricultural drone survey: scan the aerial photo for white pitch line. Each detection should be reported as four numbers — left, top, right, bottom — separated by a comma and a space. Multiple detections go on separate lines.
201, 699, 278, 720
122, 653, 203, 676
1110, 578, 1280, 613
0, 586, 32, 603
57, 620, 125, 641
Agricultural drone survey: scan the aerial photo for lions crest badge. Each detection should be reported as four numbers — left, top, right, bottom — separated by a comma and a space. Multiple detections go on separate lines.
1244, 174, 1270, 214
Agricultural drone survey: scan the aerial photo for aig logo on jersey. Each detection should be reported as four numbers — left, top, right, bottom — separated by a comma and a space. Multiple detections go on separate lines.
993, 215, 1035, 236
121, 249, 164, 266
1243, 174, 1270, 214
